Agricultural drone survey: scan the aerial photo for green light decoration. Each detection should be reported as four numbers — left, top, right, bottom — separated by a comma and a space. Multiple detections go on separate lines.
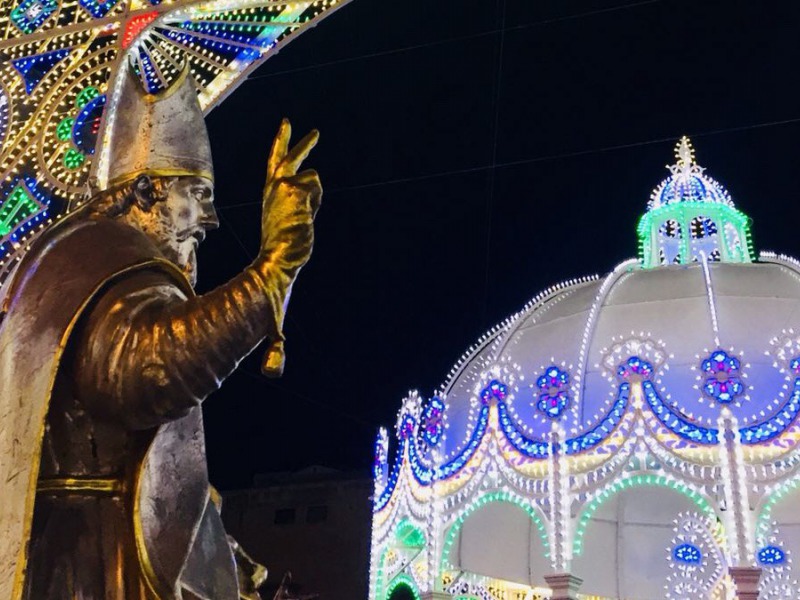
56, 117, 74, 141
384, 574, 422, 600
75, 86, 99, 109
440, 490, 550, 573
396, 518, 425, 548
63, 148, 85, 170
572, 474, 716, 556
756, 475, 800, 544
0, 183, 41, 237
638, 137, 754, 268
375, 519, 427, 600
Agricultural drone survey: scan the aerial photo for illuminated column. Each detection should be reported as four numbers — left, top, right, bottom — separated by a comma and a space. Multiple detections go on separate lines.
728, 567, 761, 600
718, 409, 762, 598
544, 573, 584, 600
426, 446, 443, 595
546, 423, 582, 600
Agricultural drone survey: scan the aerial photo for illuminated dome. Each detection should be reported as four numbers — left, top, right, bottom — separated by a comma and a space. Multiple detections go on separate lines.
369, 139, 800, 600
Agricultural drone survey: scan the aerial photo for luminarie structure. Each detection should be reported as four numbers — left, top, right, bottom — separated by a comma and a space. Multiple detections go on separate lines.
0, 0, 350, 294
370, 138, 800, 600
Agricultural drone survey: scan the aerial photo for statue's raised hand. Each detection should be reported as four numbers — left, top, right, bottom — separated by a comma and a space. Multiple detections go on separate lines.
260, 119, 322, 269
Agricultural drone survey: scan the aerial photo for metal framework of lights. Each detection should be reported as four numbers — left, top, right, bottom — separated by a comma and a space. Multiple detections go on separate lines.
0, 0, 351, 291
370, 144, 800, 600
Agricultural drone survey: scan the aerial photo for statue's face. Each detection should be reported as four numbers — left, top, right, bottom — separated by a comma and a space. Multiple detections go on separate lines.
158, 175, 218, 286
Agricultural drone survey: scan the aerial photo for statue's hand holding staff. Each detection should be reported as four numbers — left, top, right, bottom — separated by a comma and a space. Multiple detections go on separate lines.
259, 119, 322, 376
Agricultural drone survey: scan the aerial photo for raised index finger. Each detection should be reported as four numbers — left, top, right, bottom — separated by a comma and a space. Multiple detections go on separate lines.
267, 118, 292, 178
278, 129, 319, 177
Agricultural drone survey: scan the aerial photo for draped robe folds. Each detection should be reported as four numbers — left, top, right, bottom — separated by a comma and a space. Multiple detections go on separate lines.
0, 214, 284, 599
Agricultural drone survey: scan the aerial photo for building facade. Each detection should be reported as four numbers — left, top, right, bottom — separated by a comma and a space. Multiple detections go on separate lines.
222, 466, 372, 599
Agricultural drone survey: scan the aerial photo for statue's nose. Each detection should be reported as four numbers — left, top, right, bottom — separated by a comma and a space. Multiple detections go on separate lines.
201, 200, 220, 230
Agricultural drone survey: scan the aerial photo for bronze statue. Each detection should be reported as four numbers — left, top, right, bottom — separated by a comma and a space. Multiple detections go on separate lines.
0, 68, 321, 599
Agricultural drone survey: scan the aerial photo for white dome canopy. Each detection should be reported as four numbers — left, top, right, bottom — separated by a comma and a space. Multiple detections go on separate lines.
433, 258, 800, 465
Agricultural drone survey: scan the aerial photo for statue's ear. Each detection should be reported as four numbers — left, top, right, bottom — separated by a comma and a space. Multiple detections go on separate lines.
132, 175, 158, 211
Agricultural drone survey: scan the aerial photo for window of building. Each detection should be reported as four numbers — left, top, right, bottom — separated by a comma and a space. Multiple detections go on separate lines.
306, 505, 328, 524
274, 508, 295, 525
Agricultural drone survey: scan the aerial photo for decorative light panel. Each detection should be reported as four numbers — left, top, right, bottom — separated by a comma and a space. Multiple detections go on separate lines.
0, 0, 351, 288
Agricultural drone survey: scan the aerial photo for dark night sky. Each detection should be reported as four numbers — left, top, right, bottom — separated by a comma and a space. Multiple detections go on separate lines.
198, 0, 800, 489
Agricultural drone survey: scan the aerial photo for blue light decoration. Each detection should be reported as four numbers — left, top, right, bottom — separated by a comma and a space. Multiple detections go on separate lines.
701, 350, 744, 404
78, 0, 121, 19
673, 543, 702, 564
642, 380, 718, 445
564, 384, 629, 454
71, 94, 106, 155
497, 402, 550, 458
480, 380, 508, 405
791, 357, 800, 374
11, 48, 71, 95
536, 366, 570, 418
421, 396, 445, 447
617, 356, 653, 382
373, 430, 388, 484
397, 414, 415, 442
757, 545, 786, 566
9, 0, 58, 34
740, 378, 800, 444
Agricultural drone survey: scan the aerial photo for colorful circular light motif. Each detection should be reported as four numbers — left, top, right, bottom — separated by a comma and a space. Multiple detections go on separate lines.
617, 356, 654, 382
420, 397, 445, 446
536, 366, 570, 418
758, 545, 786, 566
672, 543, 702, 564
480, 380, 508, 405
700, 350, 744, 404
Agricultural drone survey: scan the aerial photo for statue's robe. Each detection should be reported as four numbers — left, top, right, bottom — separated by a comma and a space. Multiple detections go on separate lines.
0, 215, 250, 599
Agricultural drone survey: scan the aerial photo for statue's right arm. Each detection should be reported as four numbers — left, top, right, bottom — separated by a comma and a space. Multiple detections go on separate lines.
72, 244, 308, 430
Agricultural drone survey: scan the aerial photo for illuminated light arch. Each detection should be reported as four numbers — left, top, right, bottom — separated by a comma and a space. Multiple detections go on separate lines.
374, 518, 427, 600
0, 0, 353, 291
572, 474, 718, 556
439, 491, 550, 572
756, 475, 800, 543
384, 574, 422, 600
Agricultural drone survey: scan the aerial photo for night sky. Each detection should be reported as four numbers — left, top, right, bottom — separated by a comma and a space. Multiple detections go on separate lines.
198, 0, 800, 489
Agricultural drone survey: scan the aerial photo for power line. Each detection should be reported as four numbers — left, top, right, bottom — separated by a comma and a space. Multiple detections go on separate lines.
245, 0, 664, 81
218, 115, 800, 210
482, 0, 507, 324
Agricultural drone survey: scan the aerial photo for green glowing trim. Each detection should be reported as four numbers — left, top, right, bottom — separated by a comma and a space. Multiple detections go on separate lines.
75, 86, 99, 109
756, 475, 800, 544
396, 518, 426, 548
385, 574, 422, 600
375, 519, 426, 598
572, 474, 716, 556
56, 117, 74, 142
440, 490, 549, 575
0, 183, 40, 237
637, 201, 754, 268
63, 148, 85, 170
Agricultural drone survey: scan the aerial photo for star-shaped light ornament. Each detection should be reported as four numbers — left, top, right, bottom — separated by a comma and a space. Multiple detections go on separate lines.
0, 0, 351, 289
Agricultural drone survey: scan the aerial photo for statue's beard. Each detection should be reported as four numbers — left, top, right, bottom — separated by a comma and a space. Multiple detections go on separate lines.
137, 207, 201, 288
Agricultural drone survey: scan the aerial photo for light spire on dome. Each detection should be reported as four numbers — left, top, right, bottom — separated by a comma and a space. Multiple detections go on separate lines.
669, 136, 700, 178
637, 138, 754, 268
